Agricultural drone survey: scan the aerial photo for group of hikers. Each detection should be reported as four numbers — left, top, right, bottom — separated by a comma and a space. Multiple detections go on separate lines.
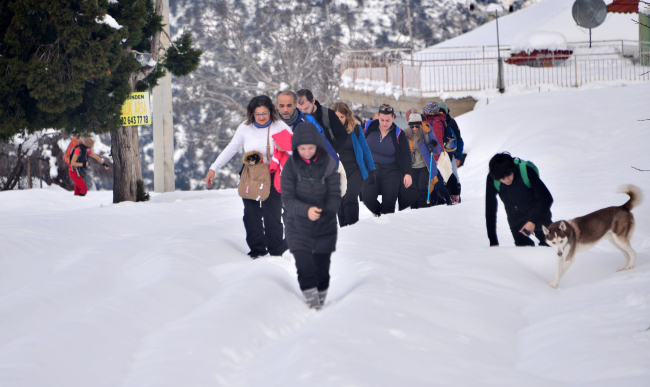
64, 88, 554, 309
204, 89, 555, 309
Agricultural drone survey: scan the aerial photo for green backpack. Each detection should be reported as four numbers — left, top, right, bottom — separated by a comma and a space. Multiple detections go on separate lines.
493, 158, 539, 192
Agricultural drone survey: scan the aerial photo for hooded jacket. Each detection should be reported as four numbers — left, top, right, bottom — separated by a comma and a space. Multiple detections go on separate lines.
281, 122, 341, 253
269, 129, 293, 192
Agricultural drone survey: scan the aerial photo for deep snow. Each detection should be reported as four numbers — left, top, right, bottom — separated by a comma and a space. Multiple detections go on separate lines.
1, 83, 649, 386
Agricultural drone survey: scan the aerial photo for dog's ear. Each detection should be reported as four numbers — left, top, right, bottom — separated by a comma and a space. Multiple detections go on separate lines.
542, 225, 549, 235
559, 221, 567, 231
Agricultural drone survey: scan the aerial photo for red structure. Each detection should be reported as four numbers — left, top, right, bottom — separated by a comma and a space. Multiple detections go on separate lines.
505, 49, 573, 67
606, 0, 639, 13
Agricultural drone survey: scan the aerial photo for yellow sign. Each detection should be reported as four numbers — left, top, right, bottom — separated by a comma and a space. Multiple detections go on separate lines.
120, 92, 151, 126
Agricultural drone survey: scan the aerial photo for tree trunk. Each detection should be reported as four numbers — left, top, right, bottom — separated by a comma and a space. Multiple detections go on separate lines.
111, 126, 143, 203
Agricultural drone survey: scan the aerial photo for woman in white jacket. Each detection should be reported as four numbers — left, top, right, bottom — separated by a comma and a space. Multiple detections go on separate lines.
206, 95, 292, 258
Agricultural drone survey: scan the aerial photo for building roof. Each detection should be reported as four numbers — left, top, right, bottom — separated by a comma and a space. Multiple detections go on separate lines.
606, 0, 639, 14
417, 0, 638, 55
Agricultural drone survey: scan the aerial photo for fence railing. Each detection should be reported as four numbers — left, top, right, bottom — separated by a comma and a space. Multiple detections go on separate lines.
340, 41, 650, 95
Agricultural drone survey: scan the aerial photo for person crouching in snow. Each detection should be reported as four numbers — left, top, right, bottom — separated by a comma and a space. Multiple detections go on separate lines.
281, 122, 341, 309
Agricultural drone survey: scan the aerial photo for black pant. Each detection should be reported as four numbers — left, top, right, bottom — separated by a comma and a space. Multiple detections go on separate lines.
292, 250, 331, 291
410, 167, 433, 209
338, 168, 364, 226
433, 171, 452, 205
509, 211, 553, 247
242, 181, 286, 255
447, 174, 460, 196
362, 163, 401, 215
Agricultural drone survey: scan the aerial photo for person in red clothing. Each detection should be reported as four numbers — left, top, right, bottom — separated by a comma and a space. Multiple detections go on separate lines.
68, 138, 109, 196
422, 101, 446, 160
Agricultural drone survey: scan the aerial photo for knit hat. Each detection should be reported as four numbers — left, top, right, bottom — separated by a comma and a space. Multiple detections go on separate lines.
423, 101, 440, 116
408, 113, 423, 124
438, 101, 449, 114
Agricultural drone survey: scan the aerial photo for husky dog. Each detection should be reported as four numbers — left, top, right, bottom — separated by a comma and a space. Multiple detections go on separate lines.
542, 184, 642, 288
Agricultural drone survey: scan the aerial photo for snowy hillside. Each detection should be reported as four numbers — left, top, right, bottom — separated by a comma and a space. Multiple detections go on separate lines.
1, 82, 649, 386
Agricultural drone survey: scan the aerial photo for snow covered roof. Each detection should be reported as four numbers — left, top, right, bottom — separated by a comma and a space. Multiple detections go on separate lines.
606, 0, 639, 13
418, 0, 638, 54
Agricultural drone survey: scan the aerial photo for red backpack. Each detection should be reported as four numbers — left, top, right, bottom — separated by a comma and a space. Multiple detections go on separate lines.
62, 137, 83, 167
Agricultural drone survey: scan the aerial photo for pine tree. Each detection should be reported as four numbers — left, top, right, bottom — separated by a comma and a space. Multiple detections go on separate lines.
0, 0, 201, 201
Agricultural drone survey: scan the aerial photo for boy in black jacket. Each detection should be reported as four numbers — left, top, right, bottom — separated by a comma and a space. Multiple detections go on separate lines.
485, 153, 553, 247
281, 122, 342, 309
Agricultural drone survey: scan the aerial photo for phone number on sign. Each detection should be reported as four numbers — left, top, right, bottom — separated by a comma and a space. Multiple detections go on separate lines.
121, 115, 150, 126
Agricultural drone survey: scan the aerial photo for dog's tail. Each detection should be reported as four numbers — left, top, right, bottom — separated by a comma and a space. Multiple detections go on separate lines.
617, 184, 643, 211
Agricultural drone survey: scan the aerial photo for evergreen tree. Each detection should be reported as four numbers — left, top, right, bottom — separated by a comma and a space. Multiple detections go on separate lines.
0, 0, 201, 201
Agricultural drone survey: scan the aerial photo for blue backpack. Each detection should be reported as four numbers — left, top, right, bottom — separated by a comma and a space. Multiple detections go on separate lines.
302, 113, 339, 167
442, 121, 457, 153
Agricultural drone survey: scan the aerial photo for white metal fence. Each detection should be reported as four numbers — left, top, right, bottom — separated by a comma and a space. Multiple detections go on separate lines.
340, 41, 650, 95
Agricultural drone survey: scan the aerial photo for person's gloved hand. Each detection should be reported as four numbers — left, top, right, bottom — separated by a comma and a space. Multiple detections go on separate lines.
430, 139, 438, 148
82, 161, 87, 168
367, 169, 377, 186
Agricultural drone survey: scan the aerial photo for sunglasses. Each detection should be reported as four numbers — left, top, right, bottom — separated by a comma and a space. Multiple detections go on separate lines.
409, 124, 421, 129
378, 105, 394, 115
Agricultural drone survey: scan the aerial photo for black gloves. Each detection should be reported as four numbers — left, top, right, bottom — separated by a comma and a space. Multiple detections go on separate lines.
430, 139, 438, 148
367, 169, 377, 186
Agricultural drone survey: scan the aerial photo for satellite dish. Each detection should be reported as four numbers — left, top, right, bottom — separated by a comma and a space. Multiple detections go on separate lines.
572, 0, 607, 29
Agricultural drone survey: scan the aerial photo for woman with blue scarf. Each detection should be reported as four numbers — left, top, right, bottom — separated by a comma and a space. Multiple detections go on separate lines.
206, 95, 293, 258
331, 102, 376, 227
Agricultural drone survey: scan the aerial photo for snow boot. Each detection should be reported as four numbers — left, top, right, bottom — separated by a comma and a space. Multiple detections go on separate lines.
269, 240, 288, 257
247, 250, 268, 259
318, 289, 328, 306
302, 288, 321, 309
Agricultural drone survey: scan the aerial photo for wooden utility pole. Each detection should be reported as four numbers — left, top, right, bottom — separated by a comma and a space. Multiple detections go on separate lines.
153, 0, 175, 193
407, 0, 415, 65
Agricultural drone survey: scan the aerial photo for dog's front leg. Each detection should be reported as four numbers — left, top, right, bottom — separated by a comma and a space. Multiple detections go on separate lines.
550, 254, 564, 288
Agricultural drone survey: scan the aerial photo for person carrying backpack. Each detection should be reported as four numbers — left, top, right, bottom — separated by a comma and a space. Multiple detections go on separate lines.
67, 138, 109, 196
438, 101, 464, 204
362, 104, 412, 216
206, 95, 292, 258
276, 91, 339, 166
486, 152, 554, 247
295, 89, 350, 153
331, 101, 376, 227
281, 121, 341, 309
403, 112, 451, 208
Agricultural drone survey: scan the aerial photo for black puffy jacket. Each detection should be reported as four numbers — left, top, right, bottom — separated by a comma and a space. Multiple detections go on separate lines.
281, 122, 342, 253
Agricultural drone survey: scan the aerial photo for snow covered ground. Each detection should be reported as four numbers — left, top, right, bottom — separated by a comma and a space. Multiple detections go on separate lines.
1, 83, 649, 386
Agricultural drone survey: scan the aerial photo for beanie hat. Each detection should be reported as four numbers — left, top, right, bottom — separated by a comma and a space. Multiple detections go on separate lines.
83, 138, 95, 148
438, 101, 449, 114
423, 101, 440, 116
408, 113, 423, 124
